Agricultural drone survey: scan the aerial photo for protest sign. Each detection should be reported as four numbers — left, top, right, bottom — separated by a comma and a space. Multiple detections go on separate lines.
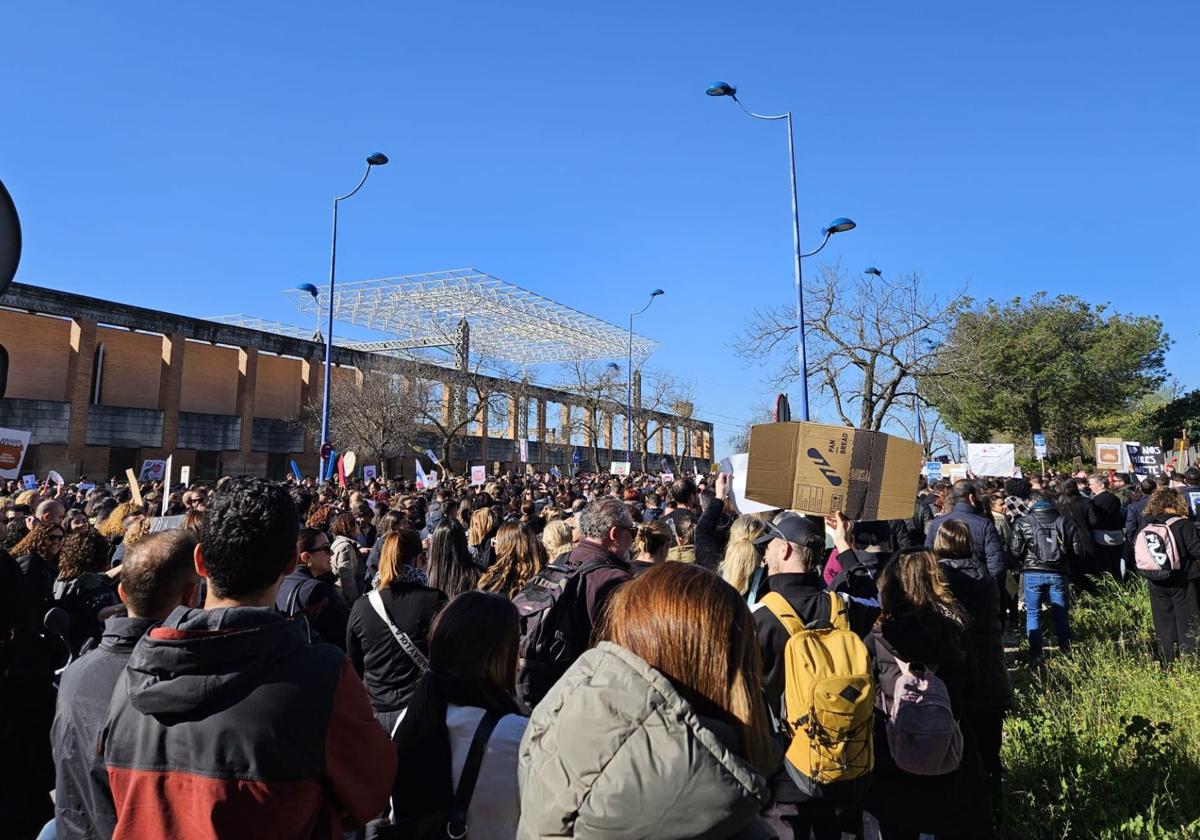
925, 461, 943, 482
125, 469, 144, 507
0, 426, 31, 479
336, 456, 347, 488
519, 439, 529, 463
1095, 437, 1129, 471
161, 455, 173, 516
942, 463, 969, 482
139, 460, 166, 482
470, 465, 486, 486
719, 453, 775, 515
660, 472, 674, 483
47, 469, 65, 486
21, 474, 37, 491
180, 465, 191, 487
289, 460, 301, 481
363, 464, 377, 482
609, 461, 631, 477
342, 451, 357, 476
966, 443, 1015, 477
77, 482, 95, 493
1125, 444, 1165, 479
1033, 433, 1047, 460
427, 469, 439, 489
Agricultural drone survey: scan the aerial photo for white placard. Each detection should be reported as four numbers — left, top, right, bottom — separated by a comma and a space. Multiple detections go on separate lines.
139, 460, 167, 482
470, 465, 486, 486
720, 453, 776, 514
363, 464, 377, 483
180, 465, 191, 487
609, 461, 631, 477
966, 443, 1016, 477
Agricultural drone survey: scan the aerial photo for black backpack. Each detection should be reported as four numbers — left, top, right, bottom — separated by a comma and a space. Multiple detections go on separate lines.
830, 550, 886, 602
512, 557, 612, 708
1030, 517, 1067, 571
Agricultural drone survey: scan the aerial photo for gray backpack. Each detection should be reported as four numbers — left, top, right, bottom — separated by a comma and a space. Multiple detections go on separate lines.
885, 657, 963, 776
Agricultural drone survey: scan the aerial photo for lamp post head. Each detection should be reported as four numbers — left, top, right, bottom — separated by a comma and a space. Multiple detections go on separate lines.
366, 153, 389, 166
864, 266, 882, 277
823, 217, 856, 235
296, 283, 320, 299
651, 288, 665, 297
705, 81, 737, 97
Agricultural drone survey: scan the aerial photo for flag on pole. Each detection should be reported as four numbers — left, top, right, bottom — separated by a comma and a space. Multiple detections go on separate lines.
550, 464, 561, 479
415, 459, 429, 490
425, 449, 441, 466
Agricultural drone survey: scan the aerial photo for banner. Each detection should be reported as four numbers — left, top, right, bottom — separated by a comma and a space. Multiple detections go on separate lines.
519, 439, 529, 463
0, 426, 32, 479
609, 461, 631, 477
470, 465, 486, 486
1126, 444, 1165, 479
363, 464, 377, 483
139, 460, 167, 482
966, 443, 1016, 477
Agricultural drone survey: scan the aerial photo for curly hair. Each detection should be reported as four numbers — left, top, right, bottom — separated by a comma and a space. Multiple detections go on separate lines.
1144, 488, 1189, 519
98, 502, 143, 539
11, 522, 64, 560
57, 530, 111, 581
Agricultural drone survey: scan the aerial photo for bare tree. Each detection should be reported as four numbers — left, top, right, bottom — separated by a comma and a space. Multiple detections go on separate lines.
631, 370, 696, 469
735, 262, 966, 433
303, 370, 424, 475
558, 358, 624, 471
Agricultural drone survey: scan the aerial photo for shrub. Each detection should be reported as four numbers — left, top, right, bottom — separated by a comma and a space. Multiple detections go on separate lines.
1001, 578, 1200, 838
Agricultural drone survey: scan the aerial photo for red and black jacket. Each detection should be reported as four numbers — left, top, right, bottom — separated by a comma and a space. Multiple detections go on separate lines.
102, 605, 396, 840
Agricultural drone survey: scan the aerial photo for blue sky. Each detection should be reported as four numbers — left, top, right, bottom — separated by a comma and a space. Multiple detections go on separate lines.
3, 2, 1197, 456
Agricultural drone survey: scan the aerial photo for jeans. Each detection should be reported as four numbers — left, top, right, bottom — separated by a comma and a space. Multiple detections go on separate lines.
1025, 571, 1070, 659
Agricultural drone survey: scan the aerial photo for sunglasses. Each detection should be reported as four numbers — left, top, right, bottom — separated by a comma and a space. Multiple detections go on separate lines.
309, 545, 332, 554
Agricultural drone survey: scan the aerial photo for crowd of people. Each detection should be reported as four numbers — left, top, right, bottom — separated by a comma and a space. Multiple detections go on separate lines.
0, 458, 1197, 839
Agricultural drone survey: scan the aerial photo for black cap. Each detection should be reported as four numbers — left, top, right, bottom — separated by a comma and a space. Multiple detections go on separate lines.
1184, 467, 1200, 485
754, 511, 821, 546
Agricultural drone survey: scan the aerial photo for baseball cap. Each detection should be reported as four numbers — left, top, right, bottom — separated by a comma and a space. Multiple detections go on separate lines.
754, 511, 821, 546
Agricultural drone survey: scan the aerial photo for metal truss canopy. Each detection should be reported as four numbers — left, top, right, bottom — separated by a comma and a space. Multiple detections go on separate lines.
283, 268, 659, 366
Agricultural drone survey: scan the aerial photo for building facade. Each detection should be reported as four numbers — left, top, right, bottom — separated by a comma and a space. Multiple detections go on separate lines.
0, 284, 714, 482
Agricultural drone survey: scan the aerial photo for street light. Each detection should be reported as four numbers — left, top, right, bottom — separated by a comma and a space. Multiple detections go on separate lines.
319, 153, 388, 480
706, 80, 855, 421
296, 283, 321, 341
627, 289, 663, 466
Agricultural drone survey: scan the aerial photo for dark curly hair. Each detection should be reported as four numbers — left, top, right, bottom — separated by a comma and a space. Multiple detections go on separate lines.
57, 530, 111, 581
200, 478, 300, 599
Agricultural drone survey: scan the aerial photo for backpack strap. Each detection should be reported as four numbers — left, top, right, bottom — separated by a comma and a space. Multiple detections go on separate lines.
283, 577, 306, 617
760, 592, 805, 636
445, 710, 503, 839
828, 591, 850, 632
367, 589, 431, 673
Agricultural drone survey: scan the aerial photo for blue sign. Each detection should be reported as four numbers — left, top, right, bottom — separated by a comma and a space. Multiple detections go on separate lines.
925, 461, 943, 481
1033, 433, 1047, 459
572, 448, 581, 465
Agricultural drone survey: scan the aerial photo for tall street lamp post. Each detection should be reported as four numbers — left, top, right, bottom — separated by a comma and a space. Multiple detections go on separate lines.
318, 153, 388, 479
627, 289, 663, 466
706, 81, 855, 421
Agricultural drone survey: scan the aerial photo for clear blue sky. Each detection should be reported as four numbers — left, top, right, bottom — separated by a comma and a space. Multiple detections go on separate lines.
4, 2, 1197, 456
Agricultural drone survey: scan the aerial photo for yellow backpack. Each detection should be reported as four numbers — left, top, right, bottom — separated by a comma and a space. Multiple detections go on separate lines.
761, 591, 875, 793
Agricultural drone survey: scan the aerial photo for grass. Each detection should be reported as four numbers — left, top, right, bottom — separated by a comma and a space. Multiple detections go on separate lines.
1001, 577, 1200, 839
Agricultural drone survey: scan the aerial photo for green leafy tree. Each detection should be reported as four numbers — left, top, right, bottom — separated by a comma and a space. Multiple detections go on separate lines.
920, 294, 1169, 457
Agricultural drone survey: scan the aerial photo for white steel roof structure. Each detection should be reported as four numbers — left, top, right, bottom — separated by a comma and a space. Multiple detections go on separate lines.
281, 268, 659, 366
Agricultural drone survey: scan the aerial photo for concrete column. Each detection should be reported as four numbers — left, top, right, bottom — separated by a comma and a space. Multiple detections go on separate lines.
655, 426, 664, 454
158, 333, 186, 454
560, 404, 572, 445
603, 413, 613, 449
64, 318, 98, 468
586, 407, 598, 448
441, 380, 454, 427
508, 394, 520, 441
236, 347, 258, 458
536, 399, 547, 461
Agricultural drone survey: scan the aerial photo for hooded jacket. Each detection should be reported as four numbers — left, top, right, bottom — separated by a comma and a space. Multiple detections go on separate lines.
52, 615, 156, 840
925, 502, 1008, 578
518, 642, 774, 840
936, 556, 1013, 711
102, 605, 395, 840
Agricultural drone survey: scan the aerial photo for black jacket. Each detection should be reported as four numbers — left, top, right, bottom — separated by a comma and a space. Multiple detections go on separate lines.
1009, 504, 1083, 574
1088, 490, 1124, 533
694, 497, 728, 571
864, 616, 992, 837
15, 551, 56, 637
752, 571, 877, 804
937, 556, 1012, 711
1139, 514, 1200, 584
275, 566, 349, 651
346, 582, 447, 713
925, 503, 1008, 578
52, 615, 157, 840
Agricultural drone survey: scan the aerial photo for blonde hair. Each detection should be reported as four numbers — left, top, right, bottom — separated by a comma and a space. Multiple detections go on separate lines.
719, 515, 767, 596
14, 490, 38, 508
541, 518, 573, 560
478, 523, 547, 598
98, 502, 143, 539
468, 507, 500, 548
378, 530, 423, 589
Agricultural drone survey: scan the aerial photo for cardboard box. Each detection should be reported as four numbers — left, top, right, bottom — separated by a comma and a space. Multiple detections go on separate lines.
745, 422, 924, 521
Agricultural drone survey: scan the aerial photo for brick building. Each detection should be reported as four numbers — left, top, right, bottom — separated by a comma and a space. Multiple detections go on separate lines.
0, 283, 713, 482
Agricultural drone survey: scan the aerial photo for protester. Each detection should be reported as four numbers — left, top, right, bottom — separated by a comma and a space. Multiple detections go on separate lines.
12, 521, 66, 639
1087, 474, 1126, 580
387, 591, 526, 839
864, 548, 993, 838
347, 529, 447, 730
665, 513, 697, 563
51, 530, 199, 840
425, 518, 479, 598
329, 511, 365, 607
932, 519, 1012, 826
630, 518, 672, 572
540, 518, 573, 561
102, 478, 395, 838
51, 530, 118, 653
719, 514, 770, 603
924, 479, 1007, 578
468, 507, 501, 569
519, 563, 776, 839
276, 526, 349, 649
478, 522, 547, 597
1135, 488, 1200, 664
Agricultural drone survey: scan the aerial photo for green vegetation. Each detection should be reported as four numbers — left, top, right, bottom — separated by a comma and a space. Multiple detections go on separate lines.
1002, 578, 1200, 839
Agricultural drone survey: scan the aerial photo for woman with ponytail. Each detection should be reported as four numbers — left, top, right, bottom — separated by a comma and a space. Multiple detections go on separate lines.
719, 514, 770, 604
